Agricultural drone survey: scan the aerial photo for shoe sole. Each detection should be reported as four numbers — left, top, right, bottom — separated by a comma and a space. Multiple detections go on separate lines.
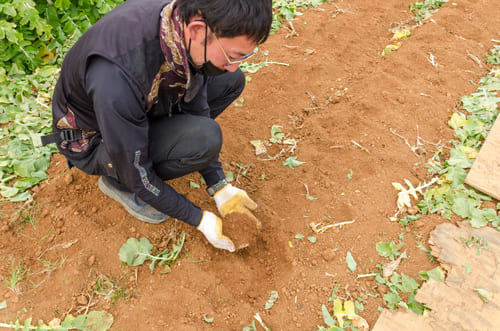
98, 177, 168, 224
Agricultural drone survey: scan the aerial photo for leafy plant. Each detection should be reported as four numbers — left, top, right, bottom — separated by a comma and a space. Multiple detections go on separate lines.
2, 259, 28, 294
418, 67, 500, 229
283, 156, 305, 169
271, 0, 327, 34
410, 0, 449, 22
0, 310, 113, 331
118, 232, 185, 271
0, 1, 123, 202
346, 252, 357, 272
269, 125, 285, 144
485, 40, 500, 64
264, 290, 279, 310
376, 241, 400, 261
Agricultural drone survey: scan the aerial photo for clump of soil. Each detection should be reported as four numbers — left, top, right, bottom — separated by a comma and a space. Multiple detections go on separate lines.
222, 212, 259, 250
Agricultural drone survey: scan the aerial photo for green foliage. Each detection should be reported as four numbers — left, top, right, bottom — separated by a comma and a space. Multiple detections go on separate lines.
0, 0, 124, 76
410, 0, 449, 22
346, 252, 357, 272
0, 1, 123, 202
418, 67, 500, 229
0, 310, 113, 330
264, 290, 279, 310
376, 241, 400, 261
119, 232, 185, 271
271, 0, 327, 34
282, 156, 305, 169
485, 41, 500, 64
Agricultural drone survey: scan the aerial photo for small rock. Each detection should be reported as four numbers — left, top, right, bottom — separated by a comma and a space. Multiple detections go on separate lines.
130, 227, 136, 233
76, 295, 88, 306
64, 173, 74, 185
407, 206, 419, 215
88, 255, 95, 267
321, 249, 336, 262
91, 207, 98, 213
1, 224, 10, 232
75, 184, 82, 190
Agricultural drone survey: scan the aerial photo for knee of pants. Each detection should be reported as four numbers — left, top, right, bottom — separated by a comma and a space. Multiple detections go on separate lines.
188, 119, 222, 162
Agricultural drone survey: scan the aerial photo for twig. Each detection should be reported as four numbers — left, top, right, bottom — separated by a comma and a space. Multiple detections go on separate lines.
299, 181, 317, 200
306, 91, 320, 108
357, 273, 377, 279
329, 145, 344, 149
467, 50, 482, 68
235, 163, 252, 183
310, 219, 356, 233
283, 44, 299, 49
390, 128, 421, 157
420, 93, 431, 97
427, 52, 438, 70
285, 21, 298, 38
351, 140, 370, 153
288, 114, 304, 129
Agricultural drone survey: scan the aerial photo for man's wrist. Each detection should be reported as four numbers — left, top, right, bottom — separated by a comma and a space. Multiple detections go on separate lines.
207, 178, 228, 197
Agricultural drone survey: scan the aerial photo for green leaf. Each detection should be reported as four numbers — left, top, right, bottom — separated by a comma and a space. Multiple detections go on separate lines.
307, 236, 317, 243
321, 304, 336, 327
282, 156, 305, 169
295, 233, 304, 239
419, 267, 445, 282
383, 291, 401, 309
462, 264, 472, 274
474, 288, 492, 303
346, 252, 357, 272
452, 197, 475, 218
264, 290, 279, 310
376, 241, 400, 260
401, 274, 419, 292
0, 185, 18, 198
0, 300, 6, 310
269, 125, 284, 144
118, 237, 153, 266
203, 316, 214, 323
189, 181, 200, 189
407, 292, 426, 315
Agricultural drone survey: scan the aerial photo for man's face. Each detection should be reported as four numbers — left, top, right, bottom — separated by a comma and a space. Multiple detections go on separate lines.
186, 20, 257, 72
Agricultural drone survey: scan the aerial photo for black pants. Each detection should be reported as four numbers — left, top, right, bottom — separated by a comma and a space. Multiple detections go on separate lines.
69, 69, 245, 191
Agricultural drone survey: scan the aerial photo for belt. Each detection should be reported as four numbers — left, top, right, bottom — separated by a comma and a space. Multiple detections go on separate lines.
40, 129, 83, 146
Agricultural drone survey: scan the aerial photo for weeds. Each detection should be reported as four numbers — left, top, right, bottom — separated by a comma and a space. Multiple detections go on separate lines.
2, 259, 28, 294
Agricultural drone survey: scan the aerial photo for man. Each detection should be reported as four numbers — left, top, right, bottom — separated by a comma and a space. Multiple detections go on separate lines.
42, 0, 273, 252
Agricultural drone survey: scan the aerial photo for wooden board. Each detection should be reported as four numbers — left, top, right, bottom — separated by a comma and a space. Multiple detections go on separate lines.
465, 115, 500, 200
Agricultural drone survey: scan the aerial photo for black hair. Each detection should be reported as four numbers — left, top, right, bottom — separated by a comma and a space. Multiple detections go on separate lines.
176, 0, 273, 44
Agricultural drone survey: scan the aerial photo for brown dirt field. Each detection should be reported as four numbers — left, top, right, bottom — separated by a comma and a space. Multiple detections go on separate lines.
1, 0, 499, 329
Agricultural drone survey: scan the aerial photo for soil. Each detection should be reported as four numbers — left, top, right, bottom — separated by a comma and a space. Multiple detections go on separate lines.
1, 0, 499, 330
222, 213, 259, 250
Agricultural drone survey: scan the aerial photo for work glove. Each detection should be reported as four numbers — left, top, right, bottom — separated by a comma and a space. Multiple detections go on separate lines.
214, 184, 261, 228
197, 211, 235, 252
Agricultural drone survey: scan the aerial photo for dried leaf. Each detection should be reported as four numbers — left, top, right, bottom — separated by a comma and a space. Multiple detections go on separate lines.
383, 250, 408, 278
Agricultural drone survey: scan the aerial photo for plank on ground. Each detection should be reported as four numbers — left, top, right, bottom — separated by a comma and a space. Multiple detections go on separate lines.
465, 116, 500, 200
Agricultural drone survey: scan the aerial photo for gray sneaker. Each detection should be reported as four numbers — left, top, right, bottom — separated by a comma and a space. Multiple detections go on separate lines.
98, 176, 168, 224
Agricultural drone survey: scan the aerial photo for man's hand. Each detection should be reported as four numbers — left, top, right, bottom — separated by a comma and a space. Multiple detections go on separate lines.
214, 184, 260, 228
197, 211, 235, 252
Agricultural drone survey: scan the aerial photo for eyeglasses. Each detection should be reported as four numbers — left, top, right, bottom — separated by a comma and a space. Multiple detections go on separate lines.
211, 31, 255, 65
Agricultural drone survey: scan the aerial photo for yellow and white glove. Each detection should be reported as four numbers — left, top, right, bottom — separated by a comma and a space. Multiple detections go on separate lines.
197, 211, 235, 252
213, 184, 260, 228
